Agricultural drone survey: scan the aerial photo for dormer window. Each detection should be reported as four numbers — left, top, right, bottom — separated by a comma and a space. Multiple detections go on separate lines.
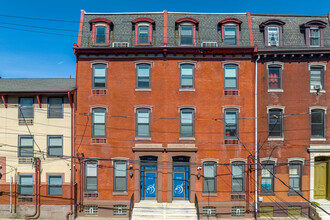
132, 18, 155, 46
89, 18, 112, 46
300, 20, 327, 47
259, 19, 285, 47
218, 18, 242, 46
176, 17, 199, 46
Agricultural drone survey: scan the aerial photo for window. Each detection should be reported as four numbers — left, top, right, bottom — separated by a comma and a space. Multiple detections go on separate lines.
231, 162, 245, 194
180, 64, 194, 89
114, 205, 127, 216
47, 136, 63, 157
92, 108, 106, 138
310, 28, 320, 46
202, 207, 216, 217
268, 109, 283, 137
224, 25, 237, 45
85, 205, 98, 216
89, 18, 112, 46
311, 109, 325, 138
85, 161, 98, 192
289, 161, 302, 192
19, 175, 33, 196
288, 206, 301, 217
48, 175, 63, 196
138, 26, 149, 44
268, 27, 279, 46
180, 109, 194, 137
180, 24, 194, 45
203, 162, 216, 193
224, 109, 238, 138
136, 64, 150, 88
93, 64, 107, 89
310, 66, 324, 90
261, 161, 274, 193
95, 25, 106, 44
19, 97, 34, 118
224, 65, 238, 90
136, 109, 150, 137
48, 97, 63, 118
268, 66, 281, 89
260, 206, 274, 217
19, 136, 34, 157
232, 206, 245, 217
114, 161, 127, 192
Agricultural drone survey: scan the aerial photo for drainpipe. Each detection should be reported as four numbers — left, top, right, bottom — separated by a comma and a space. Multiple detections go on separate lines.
27, 158, 41, 219
66, 95, 74, 220
254, 55, 260, 219
14, 171, 17, 213
10, 176, 12, 213
25, 158, 39, 219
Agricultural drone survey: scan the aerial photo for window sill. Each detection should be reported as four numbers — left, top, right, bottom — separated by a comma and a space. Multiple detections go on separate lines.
135, 137, 151, 141
268, 89, 283, 93
288, 191, 301, 196
268, 137, 284, 141
112, 192, 128, 196
179, 88, 195, 92
310, 138, 326, 141
310, 89, 326, 94
260, 192, 275, 196
92, 44, 110, 47
135, 88, 152, 92
202, 193, 217, 197
135, 44, 153, 46
179, 137, 195, 141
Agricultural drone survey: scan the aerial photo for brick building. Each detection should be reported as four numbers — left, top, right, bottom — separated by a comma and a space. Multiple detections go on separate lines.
74, 10, 256, 219
0, 79, 75, 219
251, 14, 330, 218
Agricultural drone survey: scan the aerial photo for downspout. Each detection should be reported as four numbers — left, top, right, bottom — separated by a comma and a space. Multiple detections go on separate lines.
14, 171, 17, 213
66, 92, 74, 220
25, 158, 39, 218
254, 55, 260, 219
26, 158, 41, 219
10, 176, 12, 213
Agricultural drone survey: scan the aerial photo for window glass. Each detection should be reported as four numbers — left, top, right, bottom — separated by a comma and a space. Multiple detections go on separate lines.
180, 109, 194, 137
268, 66, 281, 89
203, 163, 216, 193
310, 67, 323, 90
311, 109, 324, 137
181, 65, 194, 88
19, 136, 34, 157
225, 110, 238, 138
93, 65, 106, 88
224, 26, 237, 45
231, 162, 244, 193
85, 161, 98, 192
19, 97, 34, 118
19, 175, 33, 196
261, 163, 274, 193
137, 65, 150, 88
48, 175, 63, 195
289, 162, 302, 192
48, 136, 63, 157
268, 27, 279, 46
138, 26, 149, 44
268, 109, 282, 137
310, 29, 320, 46
180, 25, 193, 45
96, 26, 106, 44
48, 97, 63, 118
224, 65, 238, 89
92, 109, 106, 137
137, 109, 150, 137
114, 161, 127, 192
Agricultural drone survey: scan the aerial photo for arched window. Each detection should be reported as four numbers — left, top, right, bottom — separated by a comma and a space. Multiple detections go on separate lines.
203, 162, 217, 193
231, 161, 245, 194
300, 20, 327, 47
136, 108, 151, 137
224, 64, 238, 90
224, 108, 238, 139
89, 18, 112, 46
175, 17, 199, 46
92, 108, 106, 138
218, 18, 242, 46
92, 63, 107, 89
85, 161, 98, 192
132, 18, 155, 45
259, 19, 286, 47
180, 108, 194, 137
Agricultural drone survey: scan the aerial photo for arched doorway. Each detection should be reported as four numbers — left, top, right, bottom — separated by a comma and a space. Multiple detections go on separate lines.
172, 156, 190, 200
314, 156, 330, 200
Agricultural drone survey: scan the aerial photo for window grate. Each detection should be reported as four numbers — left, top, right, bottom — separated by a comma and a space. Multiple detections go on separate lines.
232, 206, 245, 217
84, 192, 99, 198
114, 205, 127, 216
84, 205, 98, 215
18, 197, 33, 203
201, 42, 218, 47
225, 139, 238, 145
18, 118, 33, 125
18, 157, 33, 164
202, 206, 216, 217
92, 89, 107, 95
91, 138, 107, 144
113, 42, 129, 48
224, 90, 239, 96
231, 194, 245, 200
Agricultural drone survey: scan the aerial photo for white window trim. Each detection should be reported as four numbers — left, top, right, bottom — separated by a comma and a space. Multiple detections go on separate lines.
134, 60, 153, 68
222, 106, 240, 113
266, 61, 284, 70
90, 60, 109, 69
134, 105, 153, 113
222, 61, 240, 69
308, 62, 326, 71
260, 157, 278, 164
89, 105, 109, 113
229, 158, 247, 164
309, 106, 327, 114
178, 60, 197, 68
111, 157, 129, 165
288, 157, 305, 165
201, 158, 219, 163
266, 106, 285, 113
177, 105, 196, 113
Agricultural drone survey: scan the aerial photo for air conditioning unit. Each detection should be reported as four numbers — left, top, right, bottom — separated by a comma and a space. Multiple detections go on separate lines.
112, 42, 129, 48
314, 84, 322, 90
201, 42, 218, 47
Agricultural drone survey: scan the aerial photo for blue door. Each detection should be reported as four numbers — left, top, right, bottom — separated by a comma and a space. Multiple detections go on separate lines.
141, 165, 157, 200
173, 166, 189, 200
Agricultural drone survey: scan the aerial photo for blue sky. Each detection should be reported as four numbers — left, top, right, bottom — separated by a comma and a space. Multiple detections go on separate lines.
1, 0, 330, 78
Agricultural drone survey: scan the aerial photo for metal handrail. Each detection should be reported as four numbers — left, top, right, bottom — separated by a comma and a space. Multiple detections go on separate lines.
128, 193, 134, 220
195, 194, 200, 220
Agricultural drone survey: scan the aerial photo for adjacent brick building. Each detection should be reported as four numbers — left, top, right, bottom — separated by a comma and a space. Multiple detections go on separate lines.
74, 10, 257, 219
0, 79, 75, 219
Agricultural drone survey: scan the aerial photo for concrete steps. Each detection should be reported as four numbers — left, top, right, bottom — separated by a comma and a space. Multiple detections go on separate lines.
314, 199, 330, 220
132, 201, 197, 220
